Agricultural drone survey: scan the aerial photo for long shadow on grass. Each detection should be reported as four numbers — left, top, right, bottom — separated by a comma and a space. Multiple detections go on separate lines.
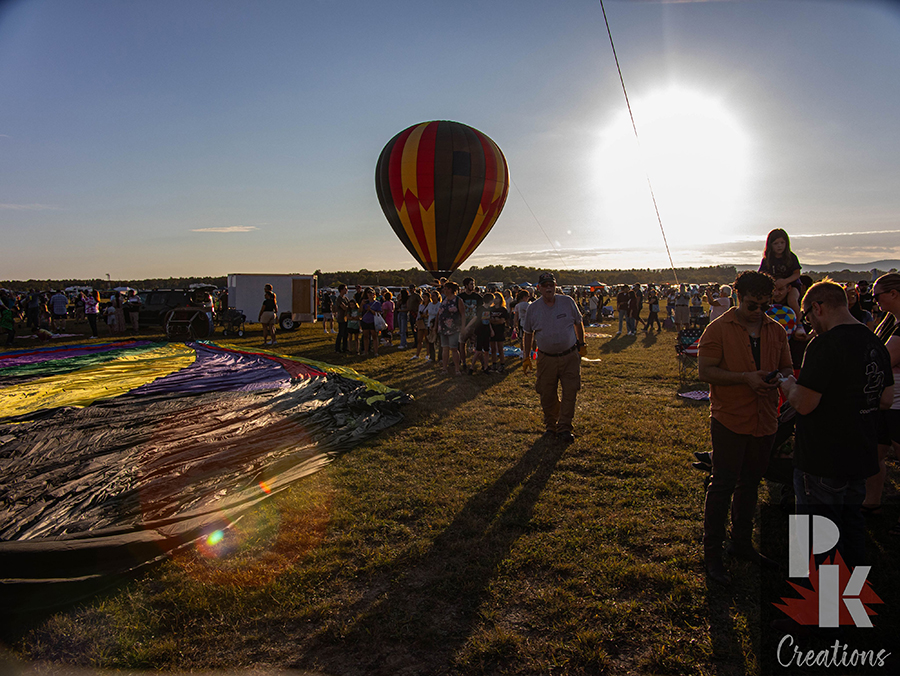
599, 334, 636, 353
293, 436, 564, 674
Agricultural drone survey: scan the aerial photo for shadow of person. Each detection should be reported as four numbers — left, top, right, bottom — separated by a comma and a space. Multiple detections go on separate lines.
600, 334, 636, 354
640, 331, 658, 348
293, 438, 565, 674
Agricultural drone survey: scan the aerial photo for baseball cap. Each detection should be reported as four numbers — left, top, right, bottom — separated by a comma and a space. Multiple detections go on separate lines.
538, 272, 556, 285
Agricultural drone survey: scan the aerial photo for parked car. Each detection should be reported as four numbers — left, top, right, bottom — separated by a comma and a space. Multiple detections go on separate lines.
137, 289, 194, 327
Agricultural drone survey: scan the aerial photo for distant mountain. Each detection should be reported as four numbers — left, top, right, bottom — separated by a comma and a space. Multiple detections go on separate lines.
736, 260, 900, 274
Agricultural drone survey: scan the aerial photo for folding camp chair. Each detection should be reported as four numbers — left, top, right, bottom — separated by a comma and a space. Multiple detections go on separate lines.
675, 327, 704, 384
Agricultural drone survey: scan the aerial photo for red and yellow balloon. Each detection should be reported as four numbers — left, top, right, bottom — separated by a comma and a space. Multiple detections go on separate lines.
375, 120, 509, 275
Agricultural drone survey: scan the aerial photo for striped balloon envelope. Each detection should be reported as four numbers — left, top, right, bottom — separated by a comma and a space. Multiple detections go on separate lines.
375, 120, 509, 275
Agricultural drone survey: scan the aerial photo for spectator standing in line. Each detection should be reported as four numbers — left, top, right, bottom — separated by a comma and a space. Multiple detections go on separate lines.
697, 271, 792, 585
83, 290, 100, 338
258, 287, 278, 346
458, 277, 485, 371
588, 290, 599, 324
666, 285, 676, 321
125, 290, 142, 333
436, 281, 466, 376
644, 286, 662, 332
1, 298, 16, 346
780, 280, 893, 567
111, 292, 126, 335
333, 284, 350, 353
522, 272, 587, 445
626, 287, 639, 336
320, 291, 334, 334
615, 285, 629, 335
674, 284, 691, 332
405, 285, 421, 350
846, 284, 875, 331
359, 287, 382, 357
488, 292, 509, 372
381, 290, 395, 346
49, 289, 68, 332
863, 273, 900, 526
396, 288, 409, 349
706, 285, 732, 323
25, 289, 40, 331
857, 279, 875, 316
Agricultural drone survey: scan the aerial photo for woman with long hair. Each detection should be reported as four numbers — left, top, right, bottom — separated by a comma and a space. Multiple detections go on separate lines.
258, 289, 278, 346
864, 274, 900, 532
759, 228, 803, 318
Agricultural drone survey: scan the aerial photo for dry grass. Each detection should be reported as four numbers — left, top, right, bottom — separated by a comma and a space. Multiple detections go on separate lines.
2, 319, 898, 675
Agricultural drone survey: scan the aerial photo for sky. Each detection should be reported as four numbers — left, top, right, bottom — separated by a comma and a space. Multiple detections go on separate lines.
2, 0, 900, 280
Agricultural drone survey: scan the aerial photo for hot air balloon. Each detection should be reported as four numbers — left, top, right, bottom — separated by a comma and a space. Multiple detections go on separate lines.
375, 120, 509, 276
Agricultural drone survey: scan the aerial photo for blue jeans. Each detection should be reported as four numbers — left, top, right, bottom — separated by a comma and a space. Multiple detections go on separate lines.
793, 469, 867, 568
398, 311, 408, 347
618, 311, 626, 333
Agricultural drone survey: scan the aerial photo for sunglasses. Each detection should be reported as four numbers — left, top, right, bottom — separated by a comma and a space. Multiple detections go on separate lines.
743, 301, 770, 312
800, 300, 821, 323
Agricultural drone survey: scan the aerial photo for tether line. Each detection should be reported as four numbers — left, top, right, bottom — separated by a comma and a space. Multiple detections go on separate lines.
599, 0, 679, 284
512, 176, 569, 268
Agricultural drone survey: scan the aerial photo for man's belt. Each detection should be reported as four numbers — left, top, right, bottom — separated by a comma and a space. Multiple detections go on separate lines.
539, 344, 578, 358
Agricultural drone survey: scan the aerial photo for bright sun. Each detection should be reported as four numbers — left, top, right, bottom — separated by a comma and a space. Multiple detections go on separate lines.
593, 86, 752, 257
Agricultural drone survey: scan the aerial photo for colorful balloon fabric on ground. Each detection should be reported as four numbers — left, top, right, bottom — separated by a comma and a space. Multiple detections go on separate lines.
375, 120, 509, 275
0, 341, 409, 597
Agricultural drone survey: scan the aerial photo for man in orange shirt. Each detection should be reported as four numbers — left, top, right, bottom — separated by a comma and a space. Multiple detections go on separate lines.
698, 271, 793, 585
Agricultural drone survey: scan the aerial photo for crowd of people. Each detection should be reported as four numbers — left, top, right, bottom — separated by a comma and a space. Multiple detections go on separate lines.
0, 288, 147, 343
314, 278, 537, 376
692, 228, 900, 596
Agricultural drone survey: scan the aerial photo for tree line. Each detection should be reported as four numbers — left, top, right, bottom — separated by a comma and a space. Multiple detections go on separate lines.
3, 264, 892, 294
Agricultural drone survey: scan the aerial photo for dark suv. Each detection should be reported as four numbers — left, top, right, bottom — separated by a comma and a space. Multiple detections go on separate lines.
137, 289, 193, 327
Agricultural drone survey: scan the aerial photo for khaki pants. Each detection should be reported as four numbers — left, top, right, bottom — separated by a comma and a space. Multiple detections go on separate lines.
535, 349, 581, 433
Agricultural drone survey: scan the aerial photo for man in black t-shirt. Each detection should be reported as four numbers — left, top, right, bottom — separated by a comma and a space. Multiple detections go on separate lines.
780, 280, 894, 568
458, 277, 485, 370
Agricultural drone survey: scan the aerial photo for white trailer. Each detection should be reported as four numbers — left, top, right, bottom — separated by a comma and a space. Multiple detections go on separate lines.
227, 273, 318, 330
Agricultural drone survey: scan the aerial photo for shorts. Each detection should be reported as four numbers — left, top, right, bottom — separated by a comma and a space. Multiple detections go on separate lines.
361, 320, 375, 332
322, 312, 333, 320
877, 409, 900, 445
474, 333, 490, 352
347, 323, 360, 335
52, 312, 67, 319
440, 331, 460, 348
260, 311, 275, 325
491, 325, 505, 343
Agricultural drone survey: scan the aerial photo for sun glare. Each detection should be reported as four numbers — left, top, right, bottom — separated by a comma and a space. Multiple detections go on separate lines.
593, 87, 752, 257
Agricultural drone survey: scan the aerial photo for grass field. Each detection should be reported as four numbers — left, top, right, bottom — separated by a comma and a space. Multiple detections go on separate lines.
2, 319, 898, 675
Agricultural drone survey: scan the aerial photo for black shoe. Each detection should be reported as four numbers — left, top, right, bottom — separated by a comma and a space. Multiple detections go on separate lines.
557, 431, 576, 444
705, 557, 732, 586
692, 461, 712, 472
542, 429, 558, 439
694, 451, 711, 464
726, 542, 780, 570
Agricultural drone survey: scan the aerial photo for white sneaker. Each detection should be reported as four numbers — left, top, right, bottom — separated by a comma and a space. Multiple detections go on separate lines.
398, 345, 407, 350
425, 357, 432, 362
410, 354, 418, 359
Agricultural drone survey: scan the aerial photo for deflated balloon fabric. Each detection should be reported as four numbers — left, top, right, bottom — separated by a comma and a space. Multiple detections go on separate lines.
0, 341, 409, 592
